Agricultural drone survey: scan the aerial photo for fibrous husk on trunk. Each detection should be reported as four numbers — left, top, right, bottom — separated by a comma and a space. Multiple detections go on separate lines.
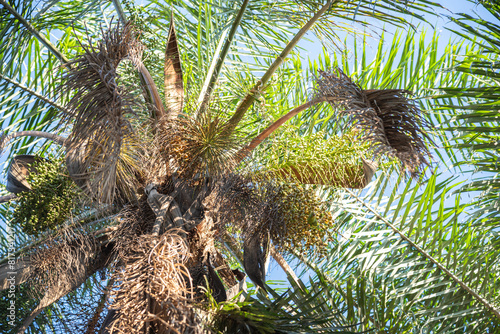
108, 231, 203, 334
316, 68, 432, 178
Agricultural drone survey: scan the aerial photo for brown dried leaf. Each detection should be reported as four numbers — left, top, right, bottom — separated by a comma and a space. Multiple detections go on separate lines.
60, 22, 143, 203
316, 68, 432, 178
164, 16, 184, 117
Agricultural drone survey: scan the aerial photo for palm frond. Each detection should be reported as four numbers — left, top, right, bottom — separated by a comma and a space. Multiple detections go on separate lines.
60, 22, 143, 203
437, 0, 500, 226
0, 0, 112, 162
316, 68, 432, 177
210, 283, 359, 333
157, 106, 244, 181
298, 172, 500, 331
278, 24, 500, 332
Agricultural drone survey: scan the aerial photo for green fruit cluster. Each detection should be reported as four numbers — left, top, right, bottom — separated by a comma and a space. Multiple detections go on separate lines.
11, 157, 81, 236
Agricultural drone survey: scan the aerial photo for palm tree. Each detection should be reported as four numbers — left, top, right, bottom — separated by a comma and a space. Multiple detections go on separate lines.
1, 0, 499, 333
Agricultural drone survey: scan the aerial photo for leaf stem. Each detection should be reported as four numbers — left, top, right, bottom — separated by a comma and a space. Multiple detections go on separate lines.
197, 0, 250, 114
111, 0, 127, 23
0, 0, 69, 64
225, 0, 333, 133
0, 74, 69, 113
236, 97, 339, 163
0, 131, 67, 152
0, 194, 16, 204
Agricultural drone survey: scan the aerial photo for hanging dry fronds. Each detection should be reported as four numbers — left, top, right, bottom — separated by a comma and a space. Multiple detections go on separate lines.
18, 227, 115, 333
316, 68, 432, 177
60, 22, 144, 203
65, 127, 142, 203
108, 232, 203, 334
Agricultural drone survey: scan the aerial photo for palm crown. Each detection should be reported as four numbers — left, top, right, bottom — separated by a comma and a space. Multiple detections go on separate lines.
0, 0, 499, 333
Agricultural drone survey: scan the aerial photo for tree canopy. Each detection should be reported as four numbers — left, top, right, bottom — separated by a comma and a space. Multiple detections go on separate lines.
0, 0, 499, 333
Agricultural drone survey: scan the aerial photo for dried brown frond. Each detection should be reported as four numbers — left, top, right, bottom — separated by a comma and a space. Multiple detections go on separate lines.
108, 232, 203, 334
156, 106, 245, 182
316, 68, 432, 177
111, 204, 156, 254
66, 126, 142, 204
28, 230, 92, 295
185, 211, 234, 302
25, 226, 113, 327
60, 22, 145, 203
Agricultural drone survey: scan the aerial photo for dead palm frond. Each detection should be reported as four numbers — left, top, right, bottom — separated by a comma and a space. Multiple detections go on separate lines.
59, 22, 144, 203
66, 126, 142, 204
316, 68, 432, 177
18, 227, 113, 333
